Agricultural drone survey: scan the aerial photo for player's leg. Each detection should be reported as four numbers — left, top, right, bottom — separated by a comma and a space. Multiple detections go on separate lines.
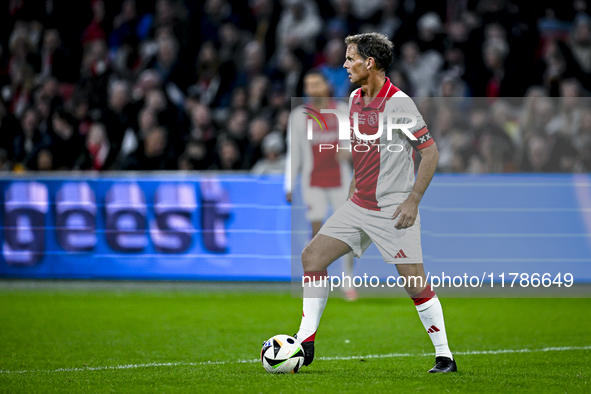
296, 234, 351, 365
302, 234, 352, 272
363, 209, 456, 373
311, 221, 322, 237
296, 201, 370, 366
395, 263, 455, 372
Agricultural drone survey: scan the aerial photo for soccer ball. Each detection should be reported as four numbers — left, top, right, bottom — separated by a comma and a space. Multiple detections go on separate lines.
260, 334, 305, 374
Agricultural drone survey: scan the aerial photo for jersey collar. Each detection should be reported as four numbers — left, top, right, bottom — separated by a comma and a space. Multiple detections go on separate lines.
353, 77, 395, 110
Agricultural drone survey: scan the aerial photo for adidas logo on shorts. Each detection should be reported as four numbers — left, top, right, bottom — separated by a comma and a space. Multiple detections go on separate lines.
393, 249, 407, 259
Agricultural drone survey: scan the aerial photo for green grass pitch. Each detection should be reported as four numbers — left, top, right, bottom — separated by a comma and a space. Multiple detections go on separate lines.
0, 281, 590, 393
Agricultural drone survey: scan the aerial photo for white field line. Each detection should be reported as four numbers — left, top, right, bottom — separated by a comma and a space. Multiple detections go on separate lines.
1, 345, 589, 375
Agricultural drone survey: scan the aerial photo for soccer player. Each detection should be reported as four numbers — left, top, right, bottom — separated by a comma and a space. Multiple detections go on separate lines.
285, 70, 358, 300
294, 33, 457, 373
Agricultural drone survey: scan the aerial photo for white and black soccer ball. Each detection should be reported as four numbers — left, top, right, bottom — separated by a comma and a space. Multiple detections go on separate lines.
260, 334, 305, 374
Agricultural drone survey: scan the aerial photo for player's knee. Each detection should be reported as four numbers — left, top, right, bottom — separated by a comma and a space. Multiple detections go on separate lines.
301, 244, 322, 271
301, 246, 313, 271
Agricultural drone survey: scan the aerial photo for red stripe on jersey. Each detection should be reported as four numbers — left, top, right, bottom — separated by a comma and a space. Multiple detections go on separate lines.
399, 249, 407, 258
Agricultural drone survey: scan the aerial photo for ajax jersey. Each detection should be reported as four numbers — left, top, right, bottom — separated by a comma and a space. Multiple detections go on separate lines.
349, 78, 434, 211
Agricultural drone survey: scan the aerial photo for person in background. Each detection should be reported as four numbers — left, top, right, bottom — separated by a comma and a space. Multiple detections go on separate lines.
251, 131, 286, 175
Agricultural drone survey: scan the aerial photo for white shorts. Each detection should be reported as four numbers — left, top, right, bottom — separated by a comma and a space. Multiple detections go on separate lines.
318, 200, 423, 264
302, 185, 349, 222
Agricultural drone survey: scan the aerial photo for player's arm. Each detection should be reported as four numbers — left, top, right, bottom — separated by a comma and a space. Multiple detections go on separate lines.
392, 142, 439, 230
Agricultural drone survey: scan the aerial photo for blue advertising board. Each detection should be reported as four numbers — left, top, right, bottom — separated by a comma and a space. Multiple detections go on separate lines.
0, 173, 291, 281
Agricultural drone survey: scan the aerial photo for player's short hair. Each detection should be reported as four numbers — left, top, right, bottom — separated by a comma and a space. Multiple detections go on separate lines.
345, 33, 394, 72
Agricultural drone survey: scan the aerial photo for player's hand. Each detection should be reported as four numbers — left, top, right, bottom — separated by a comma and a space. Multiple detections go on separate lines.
391, 194, 420, 229
286, 192, 292, 204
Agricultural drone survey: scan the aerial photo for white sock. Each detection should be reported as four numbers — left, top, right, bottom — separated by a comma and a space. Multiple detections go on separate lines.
296, 271, 329, 342
413, 286, 453, 359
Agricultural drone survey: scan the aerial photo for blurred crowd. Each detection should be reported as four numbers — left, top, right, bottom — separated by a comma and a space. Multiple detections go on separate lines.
0, 0, 590, 173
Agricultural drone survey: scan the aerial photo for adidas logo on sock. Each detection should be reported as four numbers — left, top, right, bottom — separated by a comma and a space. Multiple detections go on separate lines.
427, 325, 440, 333
394, 249, 407, 259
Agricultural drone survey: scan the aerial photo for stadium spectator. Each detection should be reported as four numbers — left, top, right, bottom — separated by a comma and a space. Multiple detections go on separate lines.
187, 102, 217, 168
324, 0, 359, 40
546, 78, 585, 137
121, 125, 175, 170
576, 110, 591, 171
348, 0, 385, 21
101, 79, 135, 169
276, 0, 323, 58
238, 40, 266, 86
249, 0, 280, 59
223, 109, 250, 154
431, 106, 467, 172
211, 136, 243, 170
188, 40, 236, 108
12, 107, 50, 170
416, 12, 445, 54
568, 16, 591, 86
370, 0, 402, 41
48, 109, 84, 170
199, 0, 239, 46
0, 98, 18, 154
318, 38, 352, 97
519, 134, 554, 172
398, 41, 443, 97
218, 22, 250, 67
83, 122, 111, 171
243, 116, 270, 169
35, 148, 53, 171
251, 131, 286, 175
247, 74, 270, 114
6, 61, 35, 118
178, 140, 209, 170
148, 35, 187, 91
39, 28, 76, 83
110, 0, 154, 52
79, 39, 111, 110
82, 0, 107, 46
274, 51, 303, 98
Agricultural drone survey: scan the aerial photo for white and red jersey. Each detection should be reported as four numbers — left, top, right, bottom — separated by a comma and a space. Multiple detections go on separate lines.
349, 78, 434, 211
285, 100, 351, 193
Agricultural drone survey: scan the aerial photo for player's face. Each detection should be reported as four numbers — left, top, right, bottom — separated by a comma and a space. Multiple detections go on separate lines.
344, 44, 369, 85
304, 74, 330, 97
